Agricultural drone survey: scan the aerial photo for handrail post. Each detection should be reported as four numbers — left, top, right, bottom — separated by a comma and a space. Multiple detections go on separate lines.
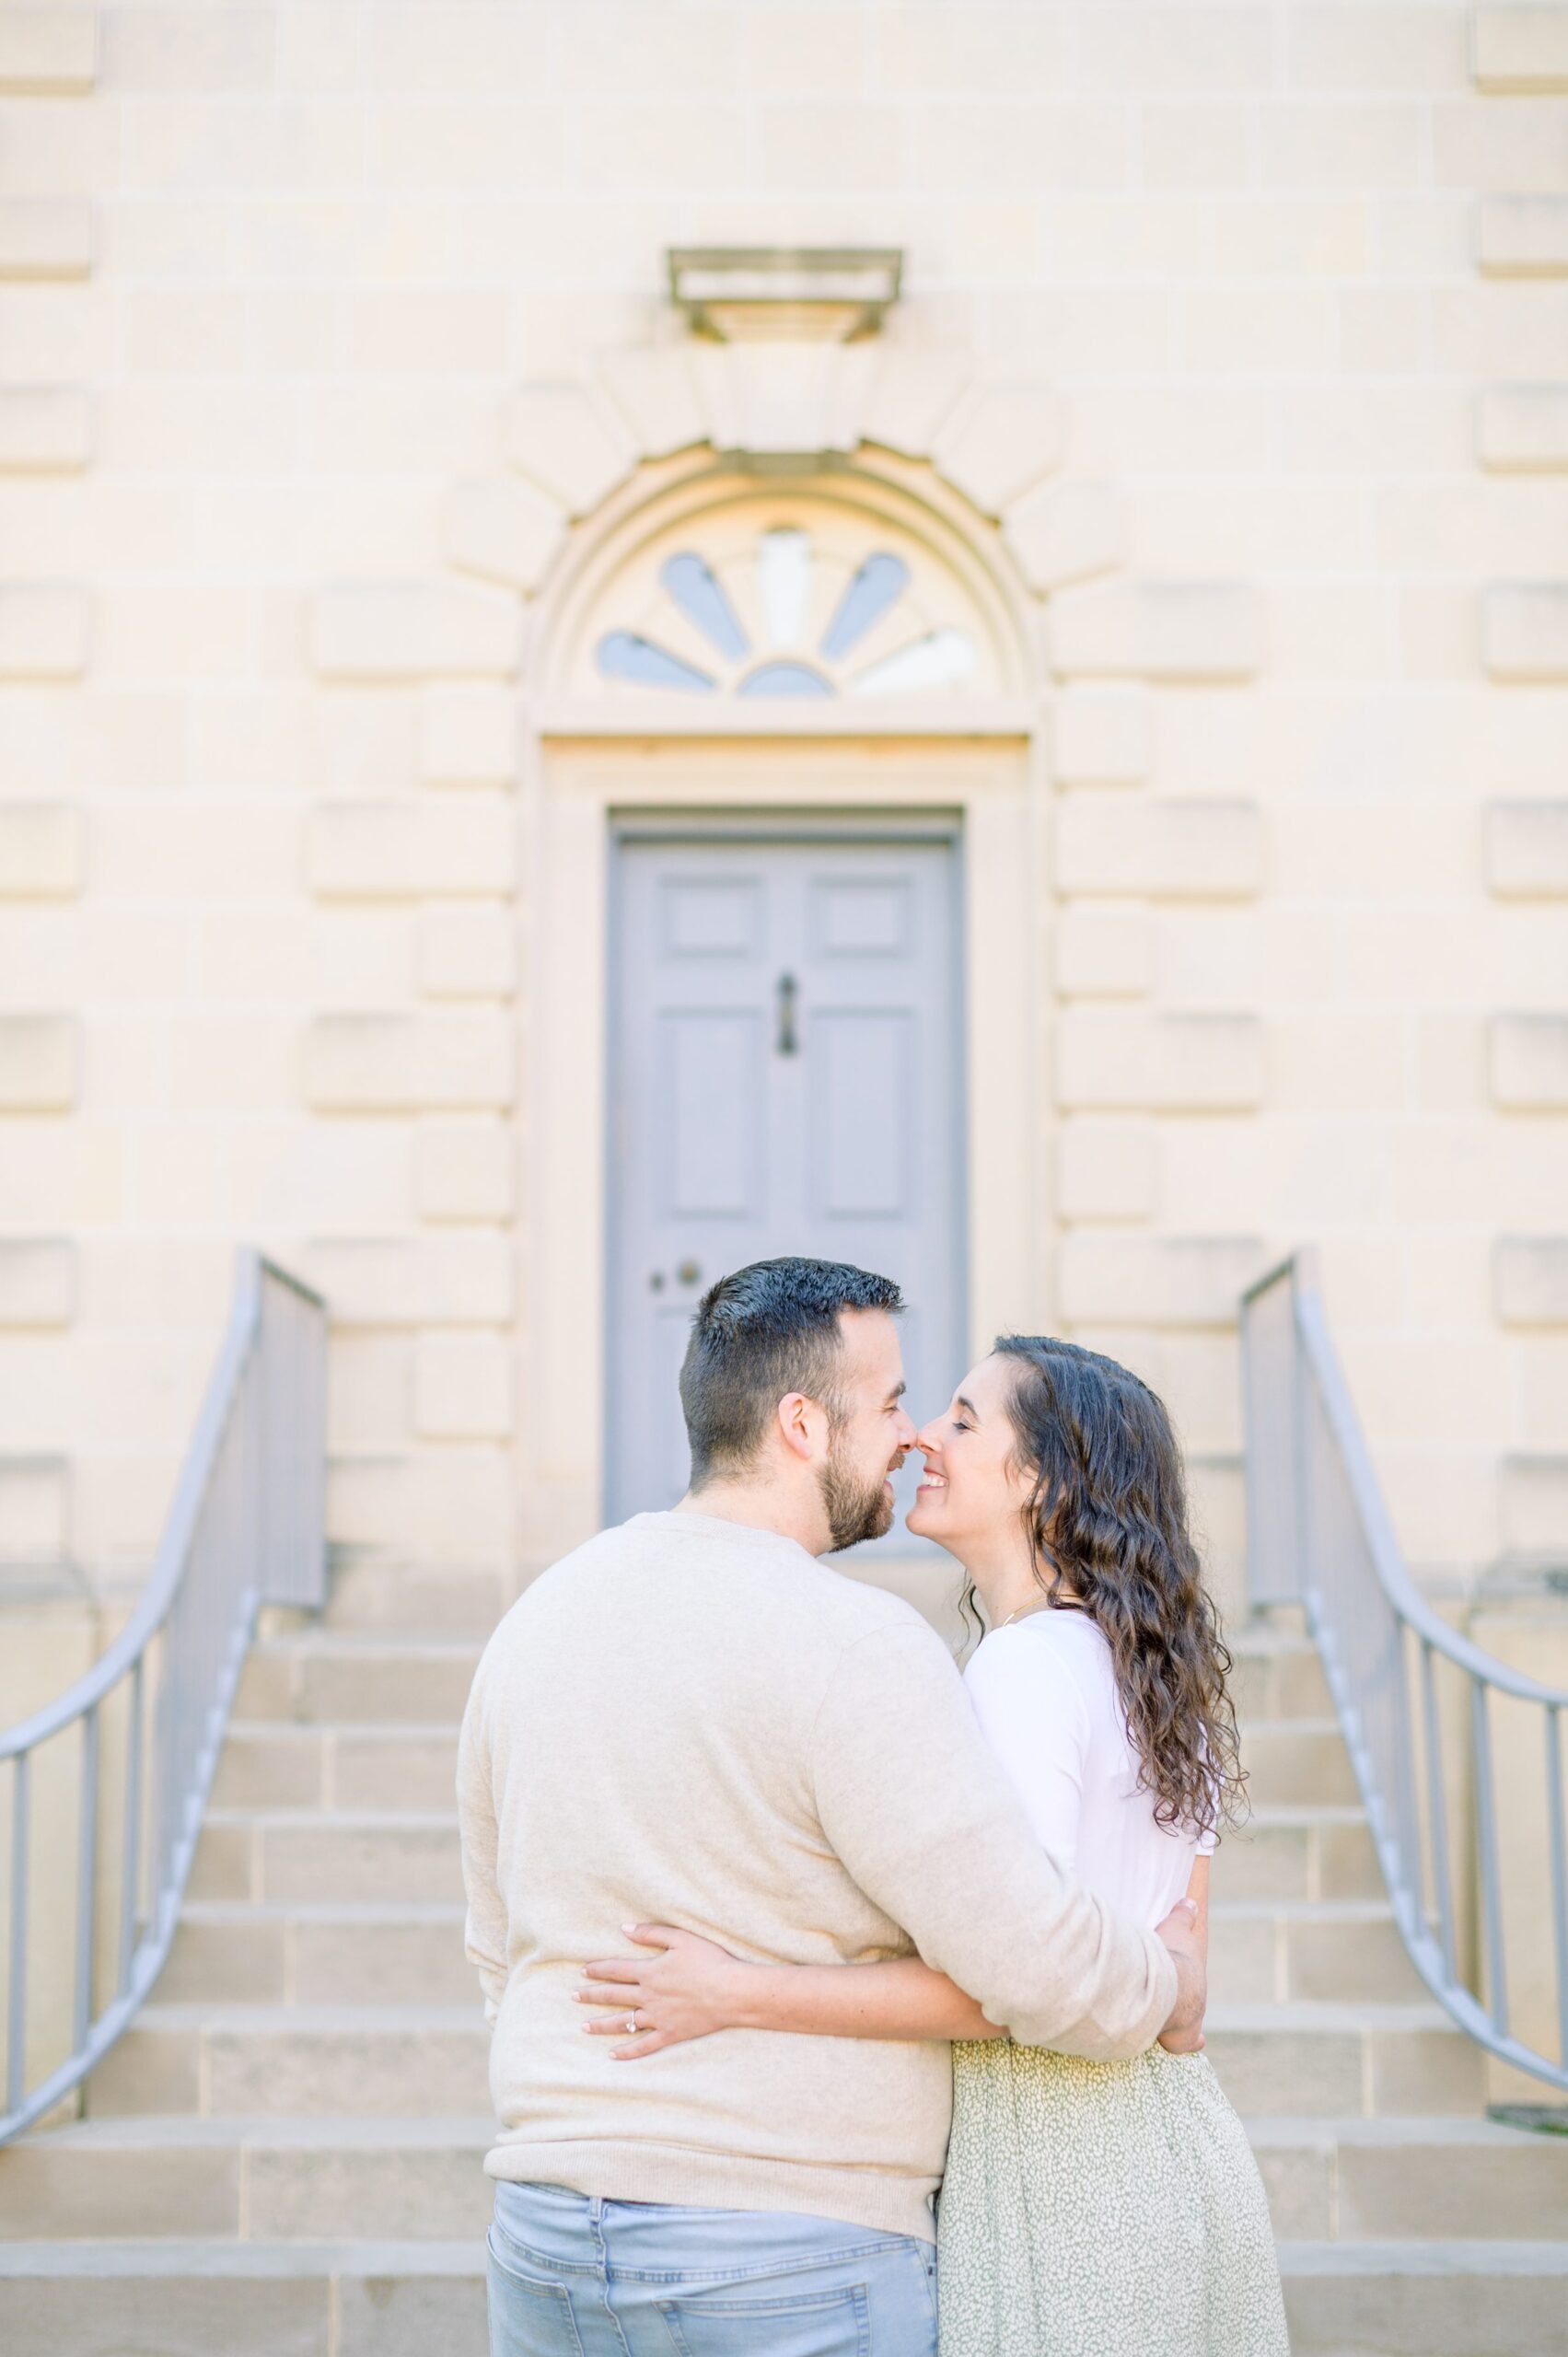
6, 1752, 29, 2117
73, 1706, 100, 2055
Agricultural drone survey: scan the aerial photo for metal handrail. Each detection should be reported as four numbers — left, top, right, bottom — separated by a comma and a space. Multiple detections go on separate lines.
1, 1250, 327, 2142
1241, 1250, 1568, 2092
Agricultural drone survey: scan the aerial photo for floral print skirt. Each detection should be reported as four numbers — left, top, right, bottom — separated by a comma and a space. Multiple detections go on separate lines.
937, 2039, 1290, 2357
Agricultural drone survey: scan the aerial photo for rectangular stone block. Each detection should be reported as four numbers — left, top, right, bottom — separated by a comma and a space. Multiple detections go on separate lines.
0, 8, 97, 92
0, 198, 91, 279
1501, 1454, 1568, 1552
505, 384, 633, 517
414, 1332, 514, 1439
0, 585, 90, 679
416, 909, 517, 999
1494, 1237, 1568, 1323
1054, 796, 1264, 900
1480, 194, 1568, 275
0, 1239, 75, 1326
1474, 7, 1568, 90
935, 383, 1064, 517
1056, 1009, 1264, 1110
862, 349, 971, 460
304, 1012, 515, 1111
1055, 1120, 1157, 1222
596, 344, 708, 460
0, 387, 92, 473
1051, 582, 1262, 681
1004, 480, 1126, 592
0, 1013, 76, 1108
443, 475, 566, 593
413, 1124, 516, 1223
420, 1235, 515, 1328
419, 687, 517, 787
0, 1454, 67, 1560
1487, 800, 1568, 894
1483, 584, 1568, 678
305, 1235, 514, 1326
308, 798, 515, 899
312, 583, 520, 681
327, 1454, 414, 1550
1052, 908, 1155, 998
1491, 1014, 1568, 1107
0, 803, 83, 896
1059, 1235, 1262, 1327
1051, 688, 1153, 786
1479, 384, 1568, 470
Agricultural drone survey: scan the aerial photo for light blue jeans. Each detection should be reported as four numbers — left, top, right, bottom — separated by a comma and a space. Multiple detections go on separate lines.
486, 2178, 938, 2357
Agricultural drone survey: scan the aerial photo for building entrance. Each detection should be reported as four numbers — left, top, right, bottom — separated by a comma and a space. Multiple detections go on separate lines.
606, 826, 965, 1547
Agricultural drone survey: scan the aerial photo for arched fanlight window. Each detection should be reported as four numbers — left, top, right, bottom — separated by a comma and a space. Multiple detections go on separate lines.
593, 523, 980, 700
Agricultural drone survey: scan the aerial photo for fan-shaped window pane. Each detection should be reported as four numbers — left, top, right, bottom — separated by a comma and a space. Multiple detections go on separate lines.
597, 632, 715, 692
660, 554, 749, 661
820, 552, 909, 661
738, 660, 834, 698
758, 528, 812, 648
849, 629, 977, 696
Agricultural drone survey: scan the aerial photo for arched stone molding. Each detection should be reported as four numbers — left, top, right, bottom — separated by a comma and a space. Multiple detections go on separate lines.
305, 335, 1271, 1573
312, 339, 1265, 709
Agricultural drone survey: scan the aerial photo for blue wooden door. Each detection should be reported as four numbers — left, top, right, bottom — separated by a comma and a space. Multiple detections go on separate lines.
608, 834, 963, 1546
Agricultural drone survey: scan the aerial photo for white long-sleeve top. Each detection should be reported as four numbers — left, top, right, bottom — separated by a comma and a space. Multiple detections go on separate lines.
963, 1607, 1214, 1933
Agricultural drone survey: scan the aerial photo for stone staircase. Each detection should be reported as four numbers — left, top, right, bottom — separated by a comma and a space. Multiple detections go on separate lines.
2, 1575, 1566, 2355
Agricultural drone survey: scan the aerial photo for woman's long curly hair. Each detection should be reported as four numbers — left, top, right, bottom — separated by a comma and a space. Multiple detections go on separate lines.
986, 1334, 1245, 1842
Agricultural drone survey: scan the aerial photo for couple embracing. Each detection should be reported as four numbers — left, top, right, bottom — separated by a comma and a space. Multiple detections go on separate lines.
459, 1259, 1289, 2356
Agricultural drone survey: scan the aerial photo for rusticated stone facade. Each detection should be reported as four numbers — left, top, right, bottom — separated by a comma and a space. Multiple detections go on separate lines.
1, 3, 1566, 1619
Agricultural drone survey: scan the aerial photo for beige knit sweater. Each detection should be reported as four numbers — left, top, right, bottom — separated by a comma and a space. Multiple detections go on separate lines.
458, 1510, 1177, 2243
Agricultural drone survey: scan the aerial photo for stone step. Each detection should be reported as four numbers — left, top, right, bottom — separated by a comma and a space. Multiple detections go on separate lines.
210, 1713, 1345, 1818
87, 1992, 1485, 2128
1238, 1717, 1359, 1808
87, 2006, 490, 2120
162, 1893, 1418, 2013
231, 1622, 1332, 1730
1209, 1900, 1426, 2005
1214, 1804, 1380, 1901
0, 2239, 487, 2355
1249, 2115, 1568, 2245
234, 1637, 483, 1726
0, 2115, 494, 2244
188, 1798, 1374, 1914
1225, 1624, 1331, 1723
2, 2235, 1564, 2357
191, 1812, 463, 1908
1279, 2240, 1568, 2356
212, 1724, 461, 1813
163, 1903, 472, 2008
1204, 2001, 1489, 2119
323, 1560, 511, 1636
9, 2109, 1565, 2252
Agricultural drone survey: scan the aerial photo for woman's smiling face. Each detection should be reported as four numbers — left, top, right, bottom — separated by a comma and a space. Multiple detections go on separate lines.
905, 1353, 1036, 1552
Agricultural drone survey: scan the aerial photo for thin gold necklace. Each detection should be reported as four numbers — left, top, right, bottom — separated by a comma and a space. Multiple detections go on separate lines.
994, 1596, 1082, 1631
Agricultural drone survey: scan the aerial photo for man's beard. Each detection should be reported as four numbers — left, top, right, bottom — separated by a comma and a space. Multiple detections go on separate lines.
817, 1436, 897, 1552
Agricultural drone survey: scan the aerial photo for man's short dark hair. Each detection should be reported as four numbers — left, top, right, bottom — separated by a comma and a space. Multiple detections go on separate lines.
679, 1258, 903, 1487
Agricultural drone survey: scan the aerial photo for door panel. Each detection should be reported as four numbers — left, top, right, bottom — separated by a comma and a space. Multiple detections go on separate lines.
609, 834, 963, 1549
662, 1010, 764, 1215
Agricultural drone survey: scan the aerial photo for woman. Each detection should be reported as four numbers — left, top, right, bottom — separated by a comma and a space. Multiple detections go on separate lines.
576, 1336, 1289, 2357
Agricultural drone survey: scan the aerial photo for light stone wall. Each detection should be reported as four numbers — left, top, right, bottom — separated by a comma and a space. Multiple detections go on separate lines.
1, 2, 1566, 1613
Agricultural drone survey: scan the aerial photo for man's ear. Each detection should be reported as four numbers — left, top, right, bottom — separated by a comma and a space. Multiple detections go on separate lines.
776, 1391, 824, 1463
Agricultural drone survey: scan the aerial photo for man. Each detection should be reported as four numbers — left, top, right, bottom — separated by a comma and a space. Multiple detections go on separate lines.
459, 1259, 1204, 2356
